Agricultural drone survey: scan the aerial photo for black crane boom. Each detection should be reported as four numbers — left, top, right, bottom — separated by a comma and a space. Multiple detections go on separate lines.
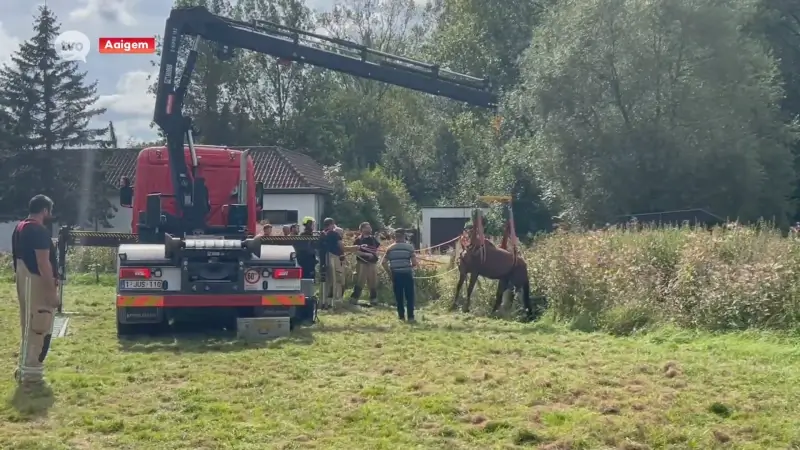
152, 6, 498, 230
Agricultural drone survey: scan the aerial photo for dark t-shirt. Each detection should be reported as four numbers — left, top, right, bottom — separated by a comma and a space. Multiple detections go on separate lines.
295, 230, 318, 267
354, 235, 380, 263
322, 230, 343, 256
12, 219, 57, 277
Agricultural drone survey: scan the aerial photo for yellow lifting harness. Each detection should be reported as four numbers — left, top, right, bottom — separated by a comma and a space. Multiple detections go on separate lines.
475, 195, 520, 264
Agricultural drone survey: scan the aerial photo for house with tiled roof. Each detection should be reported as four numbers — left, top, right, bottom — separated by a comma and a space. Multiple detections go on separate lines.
0, 145, 332, 249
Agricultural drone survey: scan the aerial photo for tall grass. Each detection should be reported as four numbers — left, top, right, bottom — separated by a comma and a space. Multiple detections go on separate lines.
437, 224, 800, 333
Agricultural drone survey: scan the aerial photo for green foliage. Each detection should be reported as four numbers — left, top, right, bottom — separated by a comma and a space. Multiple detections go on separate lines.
323, 164, 383, 229
505, 0, 798, 225
35, 0, 800, 237
358, 166, 417, 227
436, 224, 800, 332
324, 163, 421, 230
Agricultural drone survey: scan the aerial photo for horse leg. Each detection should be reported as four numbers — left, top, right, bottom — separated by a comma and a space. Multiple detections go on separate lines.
451, 269, 467, 311
464, 273, 479, 313
521, 277, 535, 322
492, 277, 509, 314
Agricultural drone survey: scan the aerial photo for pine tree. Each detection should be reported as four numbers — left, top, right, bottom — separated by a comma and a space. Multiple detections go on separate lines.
0, 6, 107, 219
107, 121, 118, 148
100, 121, 118, 149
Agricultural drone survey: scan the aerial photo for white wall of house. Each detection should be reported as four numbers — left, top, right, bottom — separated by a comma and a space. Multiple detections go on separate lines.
420, 207, 489, 249
0, 192, 326, 251
261, 193, 324, 225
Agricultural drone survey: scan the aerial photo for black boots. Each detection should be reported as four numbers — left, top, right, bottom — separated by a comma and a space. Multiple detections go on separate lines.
369, 289, 378, 306
349, 286, 378, 306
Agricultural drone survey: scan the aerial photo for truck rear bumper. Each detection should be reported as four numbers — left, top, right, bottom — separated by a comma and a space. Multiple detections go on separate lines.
116, 293, 305, 308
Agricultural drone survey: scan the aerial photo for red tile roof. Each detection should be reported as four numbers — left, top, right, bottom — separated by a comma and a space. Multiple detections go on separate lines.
60, 146, 332, 192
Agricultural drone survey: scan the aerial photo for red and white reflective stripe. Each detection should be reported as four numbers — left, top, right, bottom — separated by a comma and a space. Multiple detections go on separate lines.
272, 268, 301, 279
119, 267, 151, 279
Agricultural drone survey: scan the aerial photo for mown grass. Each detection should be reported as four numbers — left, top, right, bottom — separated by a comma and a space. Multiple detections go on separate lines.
2, 283, 800, 449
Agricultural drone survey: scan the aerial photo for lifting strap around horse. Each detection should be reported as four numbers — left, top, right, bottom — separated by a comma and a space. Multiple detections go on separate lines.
474, 210, 487, 263
500, 221, 518, 266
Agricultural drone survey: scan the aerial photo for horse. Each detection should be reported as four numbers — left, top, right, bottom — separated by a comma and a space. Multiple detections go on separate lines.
450, 237, 538, 321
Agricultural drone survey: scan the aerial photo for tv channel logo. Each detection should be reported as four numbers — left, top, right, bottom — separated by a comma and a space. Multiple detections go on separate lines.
54, 30, 90, 62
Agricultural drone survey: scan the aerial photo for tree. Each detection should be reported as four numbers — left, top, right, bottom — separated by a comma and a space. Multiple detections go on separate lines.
749, 0, 800, 220
359, 165, 417, 227
323, 163, 383, 229
505, 0, 798, 225
105, 121, 118, 149
427, 0, 548, 89
0, 6, 107, 220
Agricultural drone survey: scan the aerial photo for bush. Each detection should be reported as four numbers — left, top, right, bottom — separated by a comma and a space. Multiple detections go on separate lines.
435, 224, 800, 333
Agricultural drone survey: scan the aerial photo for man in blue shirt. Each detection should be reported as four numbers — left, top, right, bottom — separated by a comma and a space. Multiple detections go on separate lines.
381, 229, 418, 322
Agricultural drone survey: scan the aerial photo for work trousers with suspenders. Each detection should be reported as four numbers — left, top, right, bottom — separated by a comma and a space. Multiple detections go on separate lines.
14, 260, 56, 385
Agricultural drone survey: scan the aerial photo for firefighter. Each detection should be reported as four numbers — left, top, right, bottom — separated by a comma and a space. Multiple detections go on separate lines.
296, 217, 317, 279
320, 218, 345, 308
349, 222, 380, 305
12, 195, 60, 390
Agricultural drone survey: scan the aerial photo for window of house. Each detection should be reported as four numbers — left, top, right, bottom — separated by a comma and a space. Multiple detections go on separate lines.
260, 210, 299, 225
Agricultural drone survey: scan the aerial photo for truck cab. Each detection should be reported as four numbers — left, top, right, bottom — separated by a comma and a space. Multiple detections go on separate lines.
119, 145, 263, 237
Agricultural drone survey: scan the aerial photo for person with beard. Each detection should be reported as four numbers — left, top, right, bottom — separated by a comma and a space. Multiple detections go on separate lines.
11, 195, 60, 391
349, 222, 380, 305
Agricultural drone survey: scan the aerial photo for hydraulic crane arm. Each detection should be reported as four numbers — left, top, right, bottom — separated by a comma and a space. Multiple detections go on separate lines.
152, 6, 498, 228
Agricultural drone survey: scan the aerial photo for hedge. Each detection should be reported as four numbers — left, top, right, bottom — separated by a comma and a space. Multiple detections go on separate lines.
3, 225, 799, 333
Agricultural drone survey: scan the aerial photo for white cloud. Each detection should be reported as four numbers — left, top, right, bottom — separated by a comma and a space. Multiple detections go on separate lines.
95, 69, 159, 143
0, 22, 21, 66
114, 118, 158, 145
70, 0, 138, 26
95, 70, 156, 115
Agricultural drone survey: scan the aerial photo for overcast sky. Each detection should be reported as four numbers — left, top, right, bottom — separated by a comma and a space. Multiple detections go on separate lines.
0, 0, 341, 145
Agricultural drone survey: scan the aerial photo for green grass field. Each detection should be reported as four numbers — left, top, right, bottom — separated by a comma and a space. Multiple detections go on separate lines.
2, 283, 800, 450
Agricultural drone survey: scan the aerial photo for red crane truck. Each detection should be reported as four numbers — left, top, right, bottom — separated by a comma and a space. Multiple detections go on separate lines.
56, 6, 497, 337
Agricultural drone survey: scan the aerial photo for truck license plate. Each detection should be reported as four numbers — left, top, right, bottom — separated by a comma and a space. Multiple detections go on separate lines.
121, 280, 163, 290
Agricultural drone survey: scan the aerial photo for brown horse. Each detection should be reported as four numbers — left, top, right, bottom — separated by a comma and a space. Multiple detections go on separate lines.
450, 239, 537, 321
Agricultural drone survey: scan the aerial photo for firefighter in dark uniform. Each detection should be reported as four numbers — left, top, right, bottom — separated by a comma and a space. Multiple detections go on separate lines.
349, 222, 380, 305
296, 217, 317, 279
12, 195, 60, 390
293, 217, 318, 322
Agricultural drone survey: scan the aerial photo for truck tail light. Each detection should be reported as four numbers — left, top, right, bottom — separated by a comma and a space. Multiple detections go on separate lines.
119, 268, 151, 279
272, 268, 301, 279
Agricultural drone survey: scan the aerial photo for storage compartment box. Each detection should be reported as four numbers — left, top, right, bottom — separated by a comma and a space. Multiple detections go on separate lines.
301, 279, 315, 297
237, 317, 291, 340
